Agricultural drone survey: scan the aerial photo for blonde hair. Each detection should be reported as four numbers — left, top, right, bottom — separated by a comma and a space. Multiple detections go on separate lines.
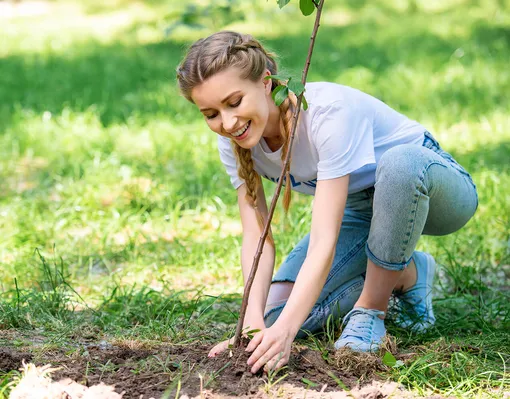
177, 31, 296, 240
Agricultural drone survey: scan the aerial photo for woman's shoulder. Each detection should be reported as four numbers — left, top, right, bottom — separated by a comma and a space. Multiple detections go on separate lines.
304, 82, 369, 109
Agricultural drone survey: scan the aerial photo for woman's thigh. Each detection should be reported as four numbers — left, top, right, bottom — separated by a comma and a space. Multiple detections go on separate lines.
421, 135, 478, 235
367, 134, 478, 269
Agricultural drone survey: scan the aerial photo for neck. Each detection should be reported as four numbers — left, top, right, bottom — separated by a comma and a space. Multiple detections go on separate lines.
262, 99, 283, 142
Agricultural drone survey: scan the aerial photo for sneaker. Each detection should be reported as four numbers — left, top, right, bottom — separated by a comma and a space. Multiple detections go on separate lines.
334, 307, 386, 352
394, 251, 436, 332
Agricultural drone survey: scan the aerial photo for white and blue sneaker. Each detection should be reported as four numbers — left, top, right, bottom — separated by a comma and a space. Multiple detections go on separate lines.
394, 251, 436, 332
334, 307, 386, 352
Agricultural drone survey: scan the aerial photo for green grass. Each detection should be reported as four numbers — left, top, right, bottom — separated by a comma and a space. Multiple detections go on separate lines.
0, 0, 509, 397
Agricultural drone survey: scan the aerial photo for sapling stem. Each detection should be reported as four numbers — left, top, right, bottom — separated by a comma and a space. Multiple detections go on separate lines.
234, 0, 325, 347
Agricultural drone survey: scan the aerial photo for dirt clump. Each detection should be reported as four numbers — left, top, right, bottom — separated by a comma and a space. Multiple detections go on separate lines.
0, 347, 32, 372
171, 343, 360, 398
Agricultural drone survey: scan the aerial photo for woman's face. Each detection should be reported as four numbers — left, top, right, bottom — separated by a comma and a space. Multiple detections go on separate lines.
191, 67, 275, 149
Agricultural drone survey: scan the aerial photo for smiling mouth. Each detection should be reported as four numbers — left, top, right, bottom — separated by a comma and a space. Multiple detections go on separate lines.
230, 121, 251, 138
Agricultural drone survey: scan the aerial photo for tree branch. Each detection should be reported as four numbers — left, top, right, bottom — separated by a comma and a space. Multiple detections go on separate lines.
234, 0, 325, 347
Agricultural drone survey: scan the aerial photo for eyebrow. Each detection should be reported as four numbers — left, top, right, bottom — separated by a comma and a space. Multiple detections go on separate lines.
199, 91, 242, 112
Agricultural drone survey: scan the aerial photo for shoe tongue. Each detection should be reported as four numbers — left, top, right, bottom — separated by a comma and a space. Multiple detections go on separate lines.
344, 307, 385, 324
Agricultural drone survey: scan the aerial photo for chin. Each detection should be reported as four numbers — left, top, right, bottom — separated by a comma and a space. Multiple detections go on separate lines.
235, 140, 257, 150
232, 129, 261, 150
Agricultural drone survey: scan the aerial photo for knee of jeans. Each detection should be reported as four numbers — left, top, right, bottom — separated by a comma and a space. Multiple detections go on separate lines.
377, 145, 433, 186
264, 303, 285, 328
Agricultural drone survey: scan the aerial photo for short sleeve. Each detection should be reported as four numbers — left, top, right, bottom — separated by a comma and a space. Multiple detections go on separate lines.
311, 101, 376, 180
217, 136, 244, 189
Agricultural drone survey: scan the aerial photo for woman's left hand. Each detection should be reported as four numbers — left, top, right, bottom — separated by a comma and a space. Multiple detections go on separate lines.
245, 325, 296, 374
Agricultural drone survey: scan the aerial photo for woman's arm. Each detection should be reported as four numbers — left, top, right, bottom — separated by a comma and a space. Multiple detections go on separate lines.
246, 175, 349, 372
238, 182, 276, 330
272, 175, 349, 334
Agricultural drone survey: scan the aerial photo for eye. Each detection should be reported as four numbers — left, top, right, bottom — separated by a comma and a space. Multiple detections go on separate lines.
229, 98, 242, 108
205, 113, 218, 120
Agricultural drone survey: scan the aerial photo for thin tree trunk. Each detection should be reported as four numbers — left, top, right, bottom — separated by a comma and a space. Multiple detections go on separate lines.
234, 0, 326, 347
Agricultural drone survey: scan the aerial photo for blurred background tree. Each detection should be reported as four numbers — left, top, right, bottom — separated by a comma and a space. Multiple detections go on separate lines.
165, 0, 270, 36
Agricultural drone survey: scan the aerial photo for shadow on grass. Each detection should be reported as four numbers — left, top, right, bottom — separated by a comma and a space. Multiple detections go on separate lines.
0, 9, 508, 206
1, 13, 509, 129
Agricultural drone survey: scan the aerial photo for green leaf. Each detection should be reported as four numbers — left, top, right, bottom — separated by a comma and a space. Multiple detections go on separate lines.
278, 0, 291, 9
301, 377, 318, 387
382, 351, 404, 368
288, 79, 305, 96
244, 328, 261, 338
382, 351, 396, 366
272, 85, 289, 106
300, 0, 315, 16
302, 95, 309, 111
265, 74, 289, 82
271, 85, 285, 100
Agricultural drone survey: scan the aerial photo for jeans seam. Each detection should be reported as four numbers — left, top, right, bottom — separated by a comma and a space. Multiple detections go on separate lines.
321, 279, 364, 312
324, 234, 368, 286
401, 160, 445, 259
264, 303, 285, 320
366, 245, 409, 270
271, 277, 297, 284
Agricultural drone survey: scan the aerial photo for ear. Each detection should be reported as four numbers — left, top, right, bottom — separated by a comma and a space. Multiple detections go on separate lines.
263, 69, 272, 94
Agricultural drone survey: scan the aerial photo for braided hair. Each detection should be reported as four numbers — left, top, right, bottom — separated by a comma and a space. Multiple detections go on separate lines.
177, 31, 297, 242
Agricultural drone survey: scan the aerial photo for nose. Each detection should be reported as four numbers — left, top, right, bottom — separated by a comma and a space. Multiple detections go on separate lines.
221, 111, 238, 134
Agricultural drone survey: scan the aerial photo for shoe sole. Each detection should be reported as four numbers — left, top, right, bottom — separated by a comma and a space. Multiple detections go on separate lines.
421, 252, 436, 328
396, 252, 436, 331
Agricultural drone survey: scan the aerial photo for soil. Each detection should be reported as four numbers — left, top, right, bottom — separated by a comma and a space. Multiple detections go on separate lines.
0, 338, 446, 399
0, 347, 32, 372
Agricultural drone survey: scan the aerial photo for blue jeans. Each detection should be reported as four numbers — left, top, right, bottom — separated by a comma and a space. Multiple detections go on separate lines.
264, 132, 478, 337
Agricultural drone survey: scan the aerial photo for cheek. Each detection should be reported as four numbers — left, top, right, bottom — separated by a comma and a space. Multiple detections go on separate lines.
205, 121, 220, 135
257, 102, 270, 126
247, 96, 269, 123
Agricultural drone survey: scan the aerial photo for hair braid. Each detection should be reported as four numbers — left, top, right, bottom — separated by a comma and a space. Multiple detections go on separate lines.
232, 143, 274, 246
278, 92, 297, 213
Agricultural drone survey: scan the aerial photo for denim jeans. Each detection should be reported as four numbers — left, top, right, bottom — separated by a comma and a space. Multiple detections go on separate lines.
264, 132, 478, 337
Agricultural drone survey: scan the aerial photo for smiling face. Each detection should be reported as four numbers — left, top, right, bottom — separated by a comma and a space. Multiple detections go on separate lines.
191, 67, 280, 149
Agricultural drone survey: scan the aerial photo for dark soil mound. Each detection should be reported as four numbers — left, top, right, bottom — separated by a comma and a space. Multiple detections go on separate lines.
0, 340, 445, 398
0, 347, 32, 372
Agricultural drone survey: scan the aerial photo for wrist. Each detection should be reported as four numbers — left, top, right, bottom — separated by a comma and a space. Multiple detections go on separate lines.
273, 314, 300, 338
243, 316, 266, 331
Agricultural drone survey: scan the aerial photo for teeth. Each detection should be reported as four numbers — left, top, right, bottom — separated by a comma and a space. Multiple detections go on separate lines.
231, 121, 250, 137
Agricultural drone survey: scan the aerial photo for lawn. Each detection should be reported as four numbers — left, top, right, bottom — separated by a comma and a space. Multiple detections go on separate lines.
0, 0, 509, 397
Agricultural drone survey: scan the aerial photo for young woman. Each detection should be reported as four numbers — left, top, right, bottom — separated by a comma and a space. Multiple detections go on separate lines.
176, 31, 478, 374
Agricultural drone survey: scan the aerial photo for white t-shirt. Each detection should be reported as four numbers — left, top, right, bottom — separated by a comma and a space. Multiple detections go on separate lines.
217, 82, 426, 195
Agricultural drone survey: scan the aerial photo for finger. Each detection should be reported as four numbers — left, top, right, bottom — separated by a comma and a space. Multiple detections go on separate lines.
250, 345, 282, 374
247, 336, 271, 366
274, 355, 289, 371
208, 343, 223, 357
264, 352, 286, 372
245, 331, 264, 353
208, 339, 231, 357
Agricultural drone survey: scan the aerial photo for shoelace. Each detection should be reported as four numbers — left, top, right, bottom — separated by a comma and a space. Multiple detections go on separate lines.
341, 308, 385, 342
